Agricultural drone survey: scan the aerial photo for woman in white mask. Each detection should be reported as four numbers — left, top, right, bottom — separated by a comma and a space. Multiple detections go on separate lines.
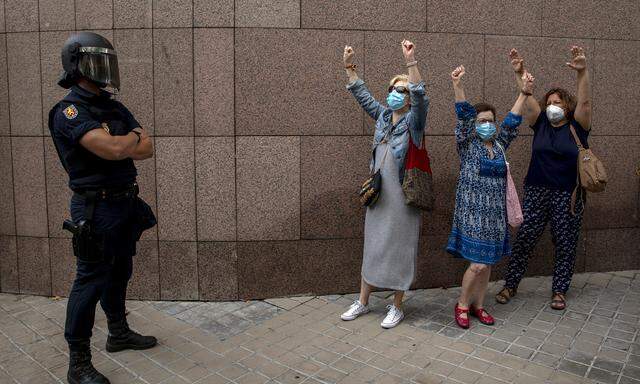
496, 47, 592, 311
447, 65, 534, 329
340, 40, 428, 329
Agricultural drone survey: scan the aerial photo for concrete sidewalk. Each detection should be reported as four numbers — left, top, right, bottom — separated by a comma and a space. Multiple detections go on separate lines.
1, 271, 639, 384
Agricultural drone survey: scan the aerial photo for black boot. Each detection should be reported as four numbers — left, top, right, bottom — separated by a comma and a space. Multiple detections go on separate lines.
105, 318, 157, 353
67, 347, 110, 384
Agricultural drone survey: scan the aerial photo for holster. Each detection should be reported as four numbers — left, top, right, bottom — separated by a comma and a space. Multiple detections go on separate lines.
63, 191, 106, 263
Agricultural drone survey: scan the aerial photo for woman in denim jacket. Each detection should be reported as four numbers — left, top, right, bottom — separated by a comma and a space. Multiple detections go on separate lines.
340, 40, 429, 329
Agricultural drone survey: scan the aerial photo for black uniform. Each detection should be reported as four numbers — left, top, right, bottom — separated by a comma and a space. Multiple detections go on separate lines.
52, 31, 156, 384
49, 85, 155, 350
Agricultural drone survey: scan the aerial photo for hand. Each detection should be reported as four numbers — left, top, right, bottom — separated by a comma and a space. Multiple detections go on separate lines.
509, 48, 525, 74
402, 40, 415, 62
566, 45, 587, 72
521, 72, 535, 94
343, 45, 354, 66
451, 65, 465, 85
133, 127, 148, 140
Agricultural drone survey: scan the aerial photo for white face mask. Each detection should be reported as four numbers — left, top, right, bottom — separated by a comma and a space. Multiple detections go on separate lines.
546, 104, 565, 124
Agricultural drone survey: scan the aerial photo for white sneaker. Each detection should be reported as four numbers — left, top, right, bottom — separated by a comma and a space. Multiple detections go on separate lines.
341, 300, 370, 321
381, 304, 404, 329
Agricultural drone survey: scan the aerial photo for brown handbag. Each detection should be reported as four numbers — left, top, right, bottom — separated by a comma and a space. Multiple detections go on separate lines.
568, 124, 607, 214
402, 134, 435, 211
569, 125, 607, 193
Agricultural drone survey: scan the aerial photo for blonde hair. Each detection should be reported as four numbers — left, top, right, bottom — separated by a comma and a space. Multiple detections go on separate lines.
389, 74, 409, 87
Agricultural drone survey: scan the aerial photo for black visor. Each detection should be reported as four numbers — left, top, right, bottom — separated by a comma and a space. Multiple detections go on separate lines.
78, 47, 120, 93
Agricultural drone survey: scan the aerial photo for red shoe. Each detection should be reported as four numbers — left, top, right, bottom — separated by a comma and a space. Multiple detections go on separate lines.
454, 303, 470, 329
470, 305, 495, 325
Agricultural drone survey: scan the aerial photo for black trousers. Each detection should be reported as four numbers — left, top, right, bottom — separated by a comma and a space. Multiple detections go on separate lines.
64, 194, 136, 350
504, 185, 584, 294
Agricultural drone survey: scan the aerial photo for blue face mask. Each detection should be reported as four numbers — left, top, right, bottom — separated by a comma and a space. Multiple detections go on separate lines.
386, 90, 407, 111
475, 122, 497, 140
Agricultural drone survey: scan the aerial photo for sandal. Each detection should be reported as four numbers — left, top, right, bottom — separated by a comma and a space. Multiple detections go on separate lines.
495, 287, 516, 304
551, 293, 566, 310
454, 303, 470, 329
470, 305, 495, 325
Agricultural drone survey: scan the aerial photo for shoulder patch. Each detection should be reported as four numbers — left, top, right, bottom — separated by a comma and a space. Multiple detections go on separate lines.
62, 105, 78, 120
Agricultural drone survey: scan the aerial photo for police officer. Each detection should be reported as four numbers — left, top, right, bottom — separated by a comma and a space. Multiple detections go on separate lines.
49, 32, 158, 384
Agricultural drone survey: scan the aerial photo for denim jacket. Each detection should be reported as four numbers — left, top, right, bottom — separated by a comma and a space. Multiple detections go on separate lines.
346, 79, 429, 184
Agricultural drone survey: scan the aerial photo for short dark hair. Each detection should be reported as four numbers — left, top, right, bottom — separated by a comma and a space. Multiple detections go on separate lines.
541, 88, 576, 118
473, 102, 496, 121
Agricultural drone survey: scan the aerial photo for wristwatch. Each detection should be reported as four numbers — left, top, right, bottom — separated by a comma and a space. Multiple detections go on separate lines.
344, 63, 357, 70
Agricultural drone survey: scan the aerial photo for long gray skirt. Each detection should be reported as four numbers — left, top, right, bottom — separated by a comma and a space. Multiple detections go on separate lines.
362, 143, 422, 291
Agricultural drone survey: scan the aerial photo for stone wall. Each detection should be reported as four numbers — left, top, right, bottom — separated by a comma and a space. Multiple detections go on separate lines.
0, 0, 638, 301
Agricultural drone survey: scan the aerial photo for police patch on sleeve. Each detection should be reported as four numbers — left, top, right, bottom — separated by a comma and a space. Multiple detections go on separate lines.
63, 105, 78, 120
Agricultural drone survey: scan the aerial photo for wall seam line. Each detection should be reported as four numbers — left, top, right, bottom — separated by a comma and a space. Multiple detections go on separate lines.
151, 0, 161, 301
3, 0, 20, 293
38, 0, 53, 297
192, 0, 200, 301
233, 0, 239, 300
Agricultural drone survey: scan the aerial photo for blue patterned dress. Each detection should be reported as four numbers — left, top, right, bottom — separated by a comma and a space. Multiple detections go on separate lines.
446, 101, 522, 265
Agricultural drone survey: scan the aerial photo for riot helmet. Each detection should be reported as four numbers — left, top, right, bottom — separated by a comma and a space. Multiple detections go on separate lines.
58, 32, 120, 93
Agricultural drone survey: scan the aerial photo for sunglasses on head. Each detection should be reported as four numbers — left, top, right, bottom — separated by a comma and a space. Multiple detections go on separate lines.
388, 85, 409, 94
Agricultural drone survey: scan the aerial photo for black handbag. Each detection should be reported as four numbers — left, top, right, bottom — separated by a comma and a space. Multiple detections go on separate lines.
359, 169, 382, 207
359, 141, 389, 207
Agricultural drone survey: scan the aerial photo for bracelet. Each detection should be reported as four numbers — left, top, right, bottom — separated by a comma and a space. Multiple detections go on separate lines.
521, 90, 533, 96
344, 63, 357, 70
406, 60, 418, 67
131, 130, 142, 144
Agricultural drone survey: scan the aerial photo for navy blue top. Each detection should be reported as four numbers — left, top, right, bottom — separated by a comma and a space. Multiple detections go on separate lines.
524, 111, 589, 192
49, 86, 139, 191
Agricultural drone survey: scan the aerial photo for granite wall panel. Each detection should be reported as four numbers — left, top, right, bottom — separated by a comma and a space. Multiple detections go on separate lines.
1, 1, 638, 300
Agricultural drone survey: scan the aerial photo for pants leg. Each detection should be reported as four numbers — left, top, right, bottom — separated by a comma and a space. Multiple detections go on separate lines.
65, 194, 135, 347
64, 261, 111, 349
504, 186, 551, 290
549, 190, 584, 294
100, 253, 133, 322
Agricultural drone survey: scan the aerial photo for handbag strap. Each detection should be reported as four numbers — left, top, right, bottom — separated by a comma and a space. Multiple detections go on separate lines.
568, 124, 584, 150
568, 124, 584, 216
373, 132, 391, 173
495, 141, 507, 163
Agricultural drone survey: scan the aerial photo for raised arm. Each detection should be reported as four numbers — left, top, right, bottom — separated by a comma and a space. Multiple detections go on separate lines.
450, 66, 475, 146
403, 40, 422, 84
402, 40, 429, 138
451, 65, 466, 102
566, 46, 591, 130
343, 45, 385, 120
499, 72, 534, 148
509, 49, 540, 126
510, 72, 535, 116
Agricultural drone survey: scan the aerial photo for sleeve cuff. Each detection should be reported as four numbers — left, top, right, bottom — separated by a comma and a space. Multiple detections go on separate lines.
503, 112, 523, 128
346, 78, 365, 90
408, 81, 425, 95
71, 122, 102, 144
455, 101, 476, 120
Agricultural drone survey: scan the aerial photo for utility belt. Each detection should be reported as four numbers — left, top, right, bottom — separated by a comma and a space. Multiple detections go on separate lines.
63, 182, 156, 263
73, 182, 139, 201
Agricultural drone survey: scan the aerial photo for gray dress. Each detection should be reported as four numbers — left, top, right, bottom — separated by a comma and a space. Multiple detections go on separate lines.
362, 142, 422, 291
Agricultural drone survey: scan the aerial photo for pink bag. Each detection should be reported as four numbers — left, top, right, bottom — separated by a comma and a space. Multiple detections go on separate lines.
497, 143, 523, 228
505, 163, 523, 228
